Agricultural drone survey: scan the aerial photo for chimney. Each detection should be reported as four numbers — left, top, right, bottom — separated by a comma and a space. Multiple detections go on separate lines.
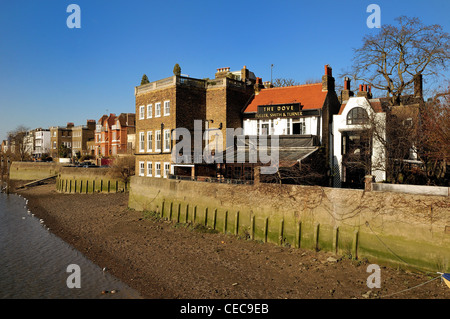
215, 67, 230, 79
414, 74, 423, 98
357, 84, 371, 98
341, 77, 354, 102
254, 77, 264, 94
67, 122, 74, 128
322, 64, 335, 92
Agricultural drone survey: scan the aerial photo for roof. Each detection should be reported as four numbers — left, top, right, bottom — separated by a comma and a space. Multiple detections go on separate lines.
338, 98, 387, 115
339, 95, 424, 115
243, 83, 328, 113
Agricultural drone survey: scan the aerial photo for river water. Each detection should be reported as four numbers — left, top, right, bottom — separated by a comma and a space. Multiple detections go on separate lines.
0, 191, 142, 299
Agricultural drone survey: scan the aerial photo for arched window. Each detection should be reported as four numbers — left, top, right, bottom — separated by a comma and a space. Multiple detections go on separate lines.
347, 107, 369, 125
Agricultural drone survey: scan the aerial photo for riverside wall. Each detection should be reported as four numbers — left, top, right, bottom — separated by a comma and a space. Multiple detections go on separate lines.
8, 162, 128, 193
129, 176, 450, 273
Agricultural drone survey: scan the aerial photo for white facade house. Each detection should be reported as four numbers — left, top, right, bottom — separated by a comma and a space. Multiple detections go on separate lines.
33, 129, 51, 158
332, 96, 387, 187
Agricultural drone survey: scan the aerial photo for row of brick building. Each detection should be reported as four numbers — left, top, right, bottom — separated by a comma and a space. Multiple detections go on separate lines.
1, 113, 136, 164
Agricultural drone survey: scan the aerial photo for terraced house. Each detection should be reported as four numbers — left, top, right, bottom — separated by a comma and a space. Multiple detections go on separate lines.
95, 113, 136, 159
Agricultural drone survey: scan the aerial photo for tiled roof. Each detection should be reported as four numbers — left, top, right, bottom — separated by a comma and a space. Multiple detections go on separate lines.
243, 83, 328, 113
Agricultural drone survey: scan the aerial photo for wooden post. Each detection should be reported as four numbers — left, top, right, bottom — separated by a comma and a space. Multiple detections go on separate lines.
185, 204, 189, 223
314, 223, 320, 251
177, 203, 181, 223
213, 208, 217, 230
250, 215, 255, 240
235, 211, 239, 235
279, 219, 284, 246
352, 230, 359, 260
223, 211, 228, 234
295, 221, 302, 249
264, 217, 269, 243
333, 226, 339, 254
193, 205, 197, 224
204, 207, 208, 227
169, 202, 173, 221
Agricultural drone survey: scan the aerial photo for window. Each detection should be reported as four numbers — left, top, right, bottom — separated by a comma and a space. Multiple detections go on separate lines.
147, 162, 152, 177
139, 132, 145, 152
139, 161, 145, 176
164, 129, 170, 152
347, 107, 369, 125
53, 141, 56, 149
155, 131, 161, 151
147, 131, 152, 152
164, 101, 170, 116
155, 162, 161, 177
164, 162, 170, 178
293, 118, 306, 135
139, 105, 145, 120
155, 102, 161, 117
147, 104, 152, 118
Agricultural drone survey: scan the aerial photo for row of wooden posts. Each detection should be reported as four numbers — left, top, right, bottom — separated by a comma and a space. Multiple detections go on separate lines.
158, 200, 360, 258
57, 178, 128, 194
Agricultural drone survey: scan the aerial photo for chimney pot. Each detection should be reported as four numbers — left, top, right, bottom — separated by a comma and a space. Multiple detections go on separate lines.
363, 84, 367, 92
359, 84, 363, 91
325, 65, 332, 76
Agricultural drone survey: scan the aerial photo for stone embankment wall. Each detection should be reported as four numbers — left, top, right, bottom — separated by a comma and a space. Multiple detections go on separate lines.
129, 176, 450, 273
9, 162, 61, 180
57, 167, 129, 193
9, 162, 128, 193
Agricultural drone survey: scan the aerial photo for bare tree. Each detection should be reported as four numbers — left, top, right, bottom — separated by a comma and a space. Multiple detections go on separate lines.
345, 16, 450, 105
418, 85, 450, 184
109, 155, 136, 183
7, 125, 31, 161
272, 78, 300, 87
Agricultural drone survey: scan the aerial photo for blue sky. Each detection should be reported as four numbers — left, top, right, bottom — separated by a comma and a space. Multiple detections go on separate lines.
1, 0, 450, 141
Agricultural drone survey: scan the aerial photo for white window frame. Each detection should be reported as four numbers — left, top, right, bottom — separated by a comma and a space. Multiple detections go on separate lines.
146, 161, 152, 177
163, 100, 170, 116
139, 132, 145, 153
139, 105, 145, 120
139, 161, 145, 176
147, 104, 152, 119
155, 162, 161, 177
155, 102, 161, 117
163, 129, 170, 152
163, 162, 170, 178
147, 131, 152, 152
155, 130, 161, 152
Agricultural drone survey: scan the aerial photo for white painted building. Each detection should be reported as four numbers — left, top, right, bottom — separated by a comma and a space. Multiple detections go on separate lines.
33, 129, 51, 158
332, 96, 387, 188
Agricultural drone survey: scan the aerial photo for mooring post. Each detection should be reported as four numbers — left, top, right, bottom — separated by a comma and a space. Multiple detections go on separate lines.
235, 211, 239, 236
333, 226, 339, 254
250, 215, 255, 240
352, 230, 359, 260
295, 221, 302, 249
264, 217, 269, 243
314, 223, 320, 251
223, 211, 228, 234
279, 219, 284, 246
